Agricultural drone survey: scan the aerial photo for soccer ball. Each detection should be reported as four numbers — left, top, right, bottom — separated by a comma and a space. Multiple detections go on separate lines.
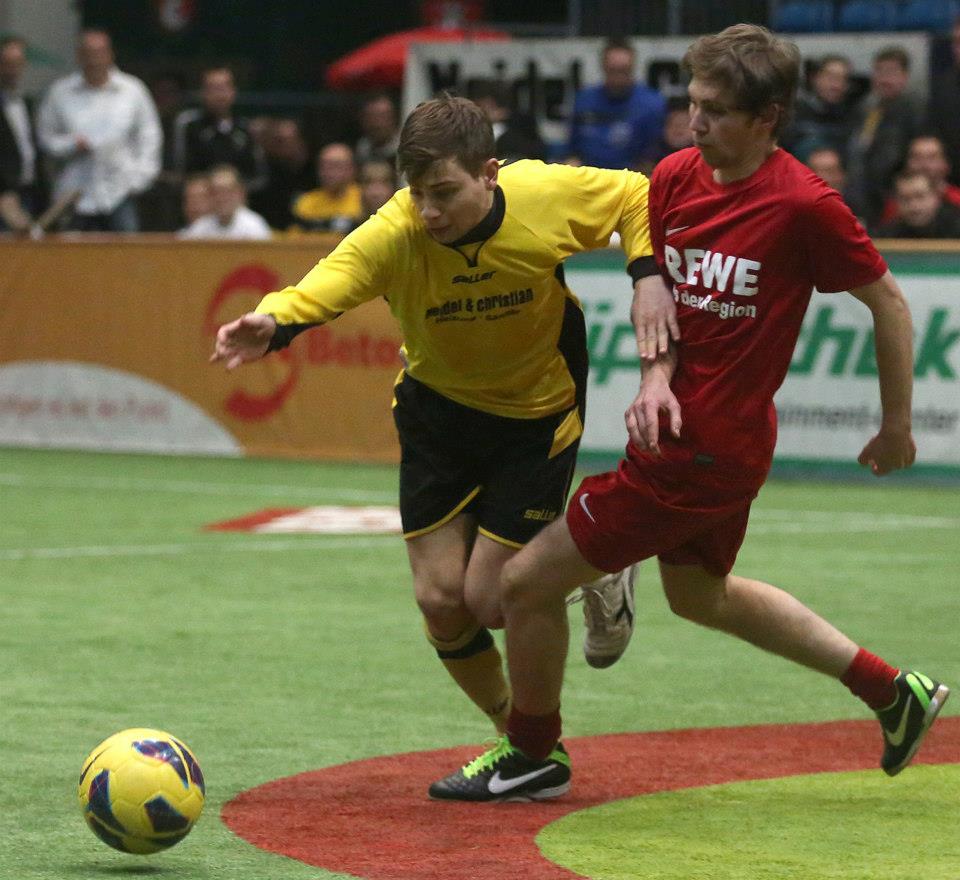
77, 728, 205, 854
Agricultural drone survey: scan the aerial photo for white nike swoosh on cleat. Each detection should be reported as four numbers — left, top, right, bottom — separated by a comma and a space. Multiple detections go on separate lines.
579, 493, 596, 523
487, 766, 556, 795
665, 225, 690, 236
885, 695, 913, 747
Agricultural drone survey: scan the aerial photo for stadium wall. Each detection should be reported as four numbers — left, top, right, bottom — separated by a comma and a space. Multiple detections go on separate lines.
0, 239, 957, 474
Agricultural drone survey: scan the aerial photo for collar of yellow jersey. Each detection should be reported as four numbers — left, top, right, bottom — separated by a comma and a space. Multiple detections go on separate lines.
444, 186, 505, 249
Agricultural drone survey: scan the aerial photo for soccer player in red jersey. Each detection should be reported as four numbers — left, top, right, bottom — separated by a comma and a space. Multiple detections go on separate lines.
431, 24, 949, 802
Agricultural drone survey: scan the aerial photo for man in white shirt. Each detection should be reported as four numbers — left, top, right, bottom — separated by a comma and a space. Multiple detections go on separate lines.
0, 35, 42, 232
38, 29, 161, 232
178, 164, 271, 240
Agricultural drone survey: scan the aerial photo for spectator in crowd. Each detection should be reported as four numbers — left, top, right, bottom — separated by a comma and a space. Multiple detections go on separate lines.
875, 170, 960, 238
353, 93, 400, 164
149, 70, 187, 172
179, 164, 271, 240
566, 37, 666, 170
350, 157, 397, 230
138, 70, 189, 231
806, 146, 850, 201
785, 54, 857, 161
180, 172, 212, 227
638, 94, 694, 172
879, 134, 960, 226
289, 142, 362, 234
927, 15, 960, 186
846, 46, 919, 230
249, 117, 315, 229
37, 29, 161, 232
472, 80, 547, 162
0, 35, 44, 233
172, 67, 266, 192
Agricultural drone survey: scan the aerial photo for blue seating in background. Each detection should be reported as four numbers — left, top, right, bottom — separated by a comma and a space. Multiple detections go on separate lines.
896, 0, 960, 30
837, 0, 899, 31
772, 0, 836, 32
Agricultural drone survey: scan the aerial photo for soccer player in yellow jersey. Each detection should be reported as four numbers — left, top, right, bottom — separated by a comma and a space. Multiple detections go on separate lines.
211, 95, 676, 745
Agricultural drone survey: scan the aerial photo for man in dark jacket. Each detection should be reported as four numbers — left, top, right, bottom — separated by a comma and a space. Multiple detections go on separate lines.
172, 67, 266, 192
0, 35, 44, 231
927, 16, 960, 186
846, 46, 919, 230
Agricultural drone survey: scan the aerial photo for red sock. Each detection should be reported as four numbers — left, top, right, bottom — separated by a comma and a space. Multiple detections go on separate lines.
507, 706, 561, 761
841, 647, 899, 710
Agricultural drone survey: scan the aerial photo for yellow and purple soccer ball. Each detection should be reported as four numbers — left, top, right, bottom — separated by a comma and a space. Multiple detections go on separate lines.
77, 728, 205, 854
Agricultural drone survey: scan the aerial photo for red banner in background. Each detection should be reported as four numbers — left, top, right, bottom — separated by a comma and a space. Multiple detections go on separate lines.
0, 239, 403, 462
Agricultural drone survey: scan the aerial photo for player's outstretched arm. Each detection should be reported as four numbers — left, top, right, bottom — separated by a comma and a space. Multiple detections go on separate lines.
209, 312, 277, 371
625, 345, 680, 454
849, 271, 916, 476
632, 274, 680, 361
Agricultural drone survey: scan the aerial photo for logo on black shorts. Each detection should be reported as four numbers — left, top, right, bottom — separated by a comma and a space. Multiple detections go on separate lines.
523, 508, 557, 522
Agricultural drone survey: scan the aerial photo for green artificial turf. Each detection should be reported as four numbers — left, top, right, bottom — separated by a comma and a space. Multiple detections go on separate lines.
1, 447, 957, 879
540, 765, 960, 880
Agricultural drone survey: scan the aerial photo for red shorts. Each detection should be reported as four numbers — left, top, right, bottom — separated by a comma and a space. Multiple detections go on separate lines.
566, 453, 762, 577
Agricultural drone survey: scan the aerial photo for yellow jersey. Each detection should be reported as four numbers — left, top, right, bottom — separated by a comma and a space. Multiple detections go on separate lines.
256, 159, 652, 419
289, 184, 363, 233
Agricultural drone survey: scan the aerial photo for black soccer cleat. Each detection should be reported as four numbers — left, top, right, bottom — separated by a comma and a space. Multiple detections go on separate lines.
428, 736, 571, 802
877, 670, 950, 776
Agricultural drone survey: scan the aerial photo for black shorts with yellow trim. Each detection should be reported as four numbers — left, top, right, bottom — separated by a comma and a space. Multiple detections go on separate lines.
392, 374, 584, 548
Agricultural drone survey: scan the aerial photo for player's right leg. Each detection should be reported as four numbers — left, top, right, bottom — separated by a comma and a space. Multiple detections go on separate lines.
394, 373, 513, 733
406, 517, 513, 733
429, 516, 600, 802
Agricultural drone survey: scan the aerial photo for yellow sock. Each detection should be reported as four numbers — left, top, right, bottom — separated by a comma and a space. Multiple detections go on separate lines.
425, 622, 512, 732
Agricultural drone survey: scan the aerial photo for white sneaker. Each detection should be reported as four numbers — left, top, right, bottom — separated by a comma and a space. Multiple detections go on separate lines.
567, 565, 637, 668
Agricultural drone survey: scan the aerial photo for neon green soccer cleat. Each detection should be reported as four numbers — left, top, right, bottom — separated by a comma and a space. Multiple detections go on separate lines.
877, 670, 950, 776
428, 736, 571, 802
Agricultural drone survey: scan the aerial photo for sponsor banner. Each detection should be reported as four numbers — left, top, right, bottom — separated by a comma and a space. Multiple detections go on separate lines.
404, 34, 930, 148
566, 255, 960, 468
0, 360, 241, 455
1, 242, 955, 469
0, 239, 403, 461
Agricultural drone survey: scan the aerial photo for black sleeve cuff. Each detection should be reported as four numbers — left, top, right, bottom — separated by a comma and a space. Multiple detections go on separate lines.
627, 255, 660, 283
266, 322, 319, 352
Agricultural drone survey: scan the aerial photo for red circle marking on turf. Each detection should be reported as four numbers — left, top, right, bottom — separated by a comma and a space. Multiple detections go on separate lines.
222, 717, 959, 880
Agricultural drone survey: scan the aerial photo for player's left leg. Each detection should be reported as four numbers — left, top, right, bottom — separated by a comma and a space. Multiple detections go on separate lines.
429, 516, 600, 802
659, 561, 950, 774
659, 563, 859, 676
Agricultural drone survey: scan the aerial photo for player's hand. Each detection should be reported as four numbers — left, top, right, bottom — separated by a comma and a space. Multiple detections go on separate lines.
625, 372, 681, 454
633, 276, 680, 361
209, 312, 276, 370
857, 426, 916, 476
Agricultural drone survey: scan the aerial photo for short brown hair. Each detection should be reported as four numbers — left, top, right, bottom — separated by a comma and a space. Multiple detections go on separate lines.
396, 94, 495, 183
874, 45, 910, 72
682, 24, 800, 139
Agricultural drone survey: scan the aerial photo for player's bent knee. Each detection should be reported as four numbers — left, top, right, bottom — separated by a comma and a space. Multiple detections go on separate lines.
498, 556, 544, 612
414, 575, 469, 623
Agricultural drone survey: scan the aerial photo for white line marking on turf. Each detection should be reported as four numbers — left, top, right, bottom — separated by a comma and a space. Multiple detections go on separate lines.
0, 472, 394, 503
0, 536, 397, 561
750, 509, 960, 533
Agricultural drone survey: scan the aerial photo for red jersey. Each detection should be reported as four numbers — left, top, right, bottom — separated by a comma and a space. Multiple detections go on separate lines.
648, 147, 886, 480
